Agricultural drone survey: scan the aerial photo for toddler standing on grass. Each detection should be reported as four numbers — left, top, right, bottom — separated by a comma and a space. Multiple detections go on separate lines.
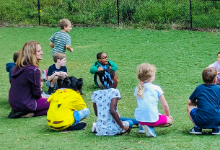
90, 52, 118, 87
49, 18, 73, 57
208, 52, 220, 84
134, 63, 173, 137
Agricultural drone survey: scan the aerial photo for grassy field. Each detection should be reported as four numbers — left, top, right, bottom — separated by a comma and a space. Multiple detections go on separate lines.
0, 27, 220, 149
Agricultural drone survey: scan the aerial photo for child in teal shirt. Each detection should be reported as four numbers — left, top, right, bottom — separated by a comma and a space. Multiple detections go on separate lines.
90, 52, 118, 86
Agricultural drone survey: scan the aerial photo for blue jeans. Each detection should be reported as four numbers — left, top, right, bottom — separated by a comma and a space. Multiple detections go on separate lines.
73, 108, 90, 125
120, 117, 139, 128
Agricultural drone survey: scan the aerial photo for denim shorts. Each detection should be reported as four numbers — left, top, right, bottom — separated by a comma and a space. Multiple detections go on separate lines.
46, 81, 57, 89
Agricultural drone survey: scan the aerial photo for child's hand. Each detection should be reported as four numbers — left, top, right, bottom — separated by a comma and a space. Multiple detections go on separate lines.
218, 72, 220, 75
168, 115, 174, 122
109, 66, 112, 69
98, 67, 104, 72
70, 48, 74, 52
122, 126, 130, 133
59, 72, 68, 78
41, 94, 47, 99
55, 72, 60, 76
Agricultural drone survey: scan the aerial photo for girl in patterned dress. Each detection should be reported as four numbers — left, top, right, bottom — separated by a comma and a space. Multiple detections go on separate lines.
91, 69, 131, 136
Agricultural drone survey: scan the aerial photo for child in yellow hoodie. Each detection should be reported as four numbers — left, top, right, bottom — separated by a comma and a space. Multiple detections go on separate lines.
47, 76, 90, 131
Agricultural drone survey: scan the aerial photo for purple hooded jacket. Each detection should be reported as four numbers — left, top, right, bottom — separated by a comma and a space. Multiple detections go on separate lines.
9, 65, 41, 111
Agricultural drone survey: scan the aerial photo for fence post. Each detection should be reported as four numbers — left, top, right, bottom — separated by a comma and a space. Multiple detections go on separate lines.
38, 0, 41, 25
189, 0, 192, 31
117, 0, 119, 26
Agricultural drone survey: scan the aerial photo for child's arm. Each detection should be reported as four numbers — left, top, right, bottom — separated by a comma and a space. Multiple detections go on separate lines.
110, 98, 130, 132
93, 103, 98, 116
66, 45, 73, 52
108, 60, 118, 71
159, 94, 171, 117
47, 72, 60, 82
187, 99, 197, 107
90, 62, 99, 74
49, 42, 54, 48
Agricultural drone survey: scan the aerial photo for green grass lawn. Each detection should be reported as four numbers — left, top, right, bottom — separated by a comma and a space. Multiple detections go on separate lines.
0, 27, 220, 149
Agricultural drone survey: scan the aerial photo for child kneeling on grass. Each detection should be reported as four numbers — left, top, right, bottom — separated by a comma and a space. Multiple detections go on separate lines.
134, 63, 173, 138
47, 76, 90, 131
187, 67, 220, 135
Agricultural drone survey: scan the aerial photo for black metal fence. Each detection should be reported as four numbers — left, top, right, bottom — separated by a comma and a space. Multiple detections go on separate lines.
190, 0, 220, 30
1, 0, 220, 30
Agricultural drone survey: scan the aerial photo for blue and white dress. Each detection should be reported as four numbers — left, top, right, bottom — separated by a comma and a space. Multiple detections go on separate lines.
91, 88, 122, 136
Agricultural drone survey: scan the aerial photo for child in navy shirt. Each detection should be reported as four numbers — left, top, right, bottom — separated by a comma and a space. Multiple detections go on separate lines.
46, 52, 68, 94
187, 67, 220, 135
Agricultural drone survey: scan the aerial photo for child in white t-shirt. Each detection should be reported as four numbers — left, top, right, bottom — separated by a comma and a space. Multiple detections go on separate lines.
134, 63, 173, 137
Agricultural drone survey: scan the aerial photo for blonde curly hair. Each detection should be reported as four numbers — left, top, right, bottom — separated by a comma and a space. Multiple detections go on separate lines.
136, 63, 156, 98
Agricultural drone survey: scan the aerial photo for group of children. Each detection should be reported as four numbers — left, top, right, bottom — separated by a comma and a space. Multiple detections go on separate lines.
5, 18, 220, 137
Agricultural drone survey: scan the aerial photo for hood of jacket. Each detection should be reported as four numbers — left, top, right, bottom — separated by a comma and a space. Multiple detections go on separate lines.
11, 65, 38, 78
6, 62, 16, 72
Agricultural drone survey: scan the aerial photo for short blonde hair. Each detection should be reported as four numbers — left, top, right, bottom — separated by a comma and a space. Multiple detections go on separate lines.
16, 41, 40, 68
59, 18, 71, 29
53, 52, 66, 63
136, 63, 156, 98
202, 67, 217, 84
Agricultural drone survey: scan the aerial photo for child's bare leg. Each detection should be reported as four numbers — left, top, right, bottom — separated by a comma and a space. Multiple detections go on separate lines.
187, 105, 197, 124
50, 76, 58, 87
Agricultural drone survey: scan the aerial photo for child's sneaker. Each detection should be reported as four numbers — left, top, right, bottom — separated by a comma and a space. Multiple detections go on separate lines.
91, 122, 96, 133
65, 122, 87, 131
212, 127, 220, 135
142, 125, 156, 137
139, 125, 145, 134
46, 87, 54, 94
189, 126, 202, 134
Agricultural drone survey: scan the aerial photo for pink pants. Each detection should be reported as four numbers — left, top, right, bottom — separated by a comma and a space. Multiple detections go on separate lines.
139, 115, 167, 127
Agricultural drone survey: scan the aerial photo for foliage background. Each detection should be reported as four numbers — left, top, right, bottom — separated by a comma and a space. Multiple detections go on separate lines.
1, 0, 220, 29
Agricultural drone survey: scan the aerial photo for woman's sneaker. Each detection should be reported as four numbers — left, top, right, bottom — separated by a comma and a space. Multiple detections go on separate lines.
142, 125, 156, 137
91, 122, 96, 133
189, 126, 202, 134
212, 127, 220, 135
139, 125, 145, 134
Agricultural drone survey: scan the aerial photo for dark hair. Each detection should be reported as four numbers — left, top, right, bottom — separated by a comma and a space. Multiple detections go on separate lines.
57, 76, 83, 94
202, 67, 217, 84
13, 50, 21, 62
97, 69, 115, 88
96, 52, 104, 59
217, 52, 220, 55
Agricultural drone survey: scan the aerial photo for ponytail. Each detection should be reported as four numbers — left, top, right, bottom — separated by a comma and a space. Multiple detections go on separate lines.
137, 82, 144, 98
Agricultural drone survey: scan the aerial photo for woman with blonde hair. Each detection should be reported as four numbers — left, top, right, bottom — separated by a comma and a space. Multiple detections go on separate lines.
134, 63, 173, 137
8, 41, 50, 118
